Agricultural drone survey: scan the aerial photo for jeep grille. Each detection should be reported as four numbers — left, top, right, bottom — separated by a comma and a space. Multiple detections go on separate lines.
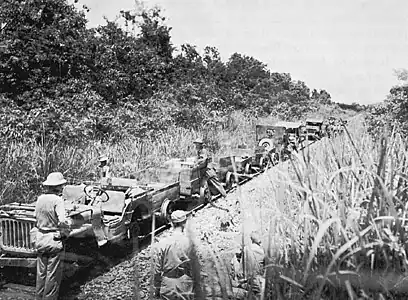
0, 219, 36, 254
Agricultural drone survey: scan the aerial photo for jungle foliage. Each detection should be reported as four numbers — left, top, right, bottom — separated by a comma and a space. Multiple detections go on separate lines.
0, 0, 343, 145
365, 68, 408, 137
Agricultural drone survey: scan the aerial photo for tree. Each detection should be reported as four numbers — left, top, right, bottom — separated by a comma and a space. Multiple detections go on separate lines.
0, 0, 92, 103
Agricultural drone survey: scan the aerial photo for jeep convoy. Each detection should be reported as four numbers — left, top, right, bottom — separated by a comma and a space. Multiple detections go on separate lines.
0, 116, 347, 275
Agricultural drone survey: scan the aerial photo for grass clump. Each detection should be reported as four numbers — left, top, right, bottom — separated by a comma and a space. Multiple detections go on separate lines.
178, 115, 408, 300
0, 110, 257, 204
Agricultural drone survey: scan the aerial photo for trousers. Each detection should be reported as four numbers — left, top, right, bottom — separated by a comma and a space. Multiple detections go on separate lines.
36, 251, 65, 300
205, 168, 227, 197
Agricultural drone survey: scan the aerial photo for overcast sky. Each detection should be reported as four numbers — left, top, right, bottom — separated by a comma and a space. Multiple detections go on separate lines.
73, 0, 408, 105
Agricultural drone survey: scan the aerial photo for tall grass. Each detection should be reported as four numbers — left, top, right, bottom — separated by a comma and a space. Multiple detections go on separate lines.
2, 108, 380, 299
0, 110, 257, 204
179, 114, 408, 300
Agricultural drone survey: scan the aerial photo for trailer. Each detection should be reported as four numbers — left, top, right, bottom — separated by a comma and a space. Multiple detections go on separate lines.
305, 118, 324, 140
211, 152, 253, 190
255, 122, 304, 164
160, 156, 212, 204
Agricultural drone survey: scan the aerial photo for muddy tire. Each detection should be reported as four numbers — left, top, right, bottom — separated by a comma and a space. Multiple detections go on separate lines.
244, 163, 251, 174
224, 171, 235, 190
160, 198, 175, 223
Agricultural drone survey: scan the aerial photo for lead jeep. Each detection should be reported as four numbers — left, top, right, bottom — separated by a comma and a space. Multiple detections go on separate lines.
0, 177, 180, 269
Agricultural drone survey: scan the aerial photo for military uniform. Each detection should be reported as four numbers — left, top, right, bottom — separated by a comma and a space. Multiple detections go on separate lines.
34, 172, 70, 300
153, 211, 194, 300
98, 155, 111, 179
287, 134, 298, 152
230, 233, 265, 299
99, 165, 110, 178
196, 145, 227, 198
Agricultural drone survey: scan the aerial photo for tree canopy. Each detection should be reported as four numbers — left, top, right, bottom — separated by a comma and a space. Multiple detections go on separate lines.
0, 0, 337, 144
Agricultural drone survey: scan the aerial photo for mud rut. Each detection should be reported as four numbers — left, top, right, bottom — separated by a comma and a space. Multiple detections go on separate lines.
0, 138, 321, 299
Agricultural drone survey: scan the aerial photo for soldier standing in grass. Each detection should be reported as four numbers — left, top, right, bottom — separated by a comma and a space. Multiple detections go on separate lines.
248, 231, 265, 275
193, 138, 227, 199
230, 231, 266, 299
153, 210, 195, 300
33, 172, 70, 300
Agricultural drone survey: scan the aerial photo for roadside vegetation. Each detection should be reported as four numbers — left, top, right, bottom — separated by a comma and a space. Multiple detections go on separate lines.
2, 1, 394, 300
167, 114, 408, 300
74, 114, 408, 300
0, 0, 361, 205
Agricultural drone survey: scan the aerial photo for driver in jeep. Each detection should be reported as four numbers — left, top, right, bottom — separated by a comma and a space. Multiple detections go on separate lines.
287, 133, 298, 153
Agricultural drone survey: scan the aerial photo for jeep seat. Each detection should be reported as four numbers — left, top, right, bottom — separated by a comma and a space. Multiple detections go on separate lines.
102, 190, 126, 214
63, 184, 86, 204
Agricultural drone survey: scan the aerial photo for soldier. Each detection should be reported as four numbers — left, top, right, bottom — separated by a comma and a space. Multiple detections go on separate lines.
153, 210, 195, 300
98, 154, 111, 179
248, 231, 265, 274
193, 138, 227, 199
34, 172, 70, 300
287, 133, 298, 152
230, 231, 265, 299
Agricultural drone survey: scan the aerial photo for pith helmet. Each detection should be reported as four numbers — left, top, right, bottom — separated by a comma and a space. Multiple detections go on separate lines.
43, 172, 67, 186
171, 210, 187, 223
193, 138, 204, 144
99, 155, 108, 162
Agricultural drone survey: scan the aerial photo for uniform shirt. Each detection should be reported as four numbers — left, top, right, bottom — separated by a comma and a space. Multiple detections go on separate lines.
99, 165, 110, 178
196, 148, 208, 168
35, 194, 66, 231
249, 243, 265, 276
288, 135, 296, 142
153, 230, 193, 284
231, 243, 265, 280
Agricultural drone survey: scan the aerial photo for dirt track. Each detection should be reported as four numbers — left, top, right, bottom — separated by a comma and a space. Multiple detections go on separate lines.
0, 139, 322, 300
63, 141, 321, 300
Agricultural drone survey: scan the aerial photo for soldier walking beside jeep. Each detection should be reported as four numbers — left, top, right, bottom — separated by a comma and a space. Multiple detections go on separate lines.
153, 210, 195, 299
33, 172, 70, 300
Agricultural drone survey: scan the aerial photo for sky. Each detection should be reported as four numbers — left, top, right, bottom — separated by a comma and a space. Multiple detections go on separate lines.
72, 0, 408, 105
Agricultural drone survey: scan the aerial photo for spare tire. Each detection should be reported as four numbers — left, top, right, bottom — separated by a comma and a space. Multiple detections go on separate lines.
258, 138, 274, 152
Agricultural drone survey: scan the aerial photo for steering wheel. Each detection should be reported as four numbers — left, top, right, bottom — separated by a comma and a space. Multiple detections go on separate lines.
83, 185, 110, 204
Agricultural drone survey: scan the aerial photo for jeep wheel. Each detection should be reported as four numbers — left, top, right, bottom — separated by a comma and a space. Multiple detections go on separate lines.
244, 163, 251, 174
225, 171, 236, 190
160, 198, 175, 223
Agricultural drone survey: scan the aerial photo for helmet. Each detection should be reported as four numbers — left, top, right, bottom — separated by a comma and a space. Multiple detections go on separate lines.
193, 138, 204, 144
43, 172, 67, 186
99, 155, 108, 162
171, 210, 187, 223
